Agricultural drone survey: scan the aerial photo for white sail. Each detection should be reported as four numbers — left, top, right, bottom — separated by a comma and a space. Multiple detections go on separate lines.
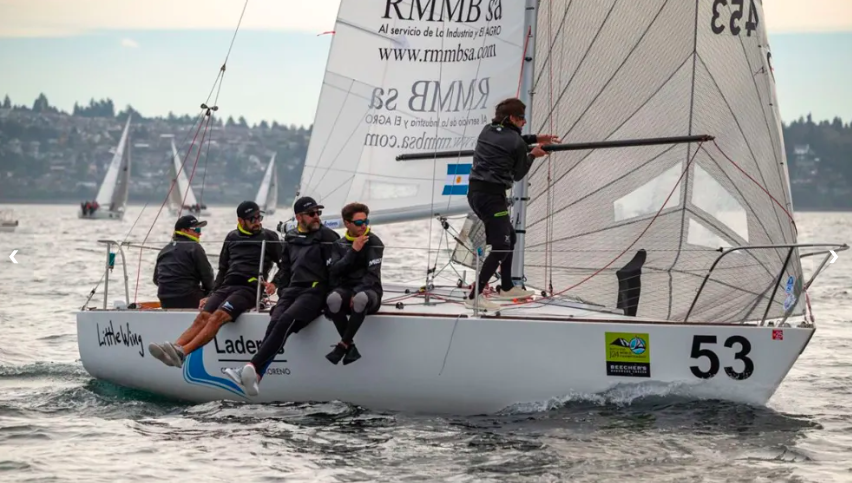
295, 0, 527, 221
171, 139, 199, 208
255, 154, 278, 214
504, 0, 799, 323
95, 115, 131, 208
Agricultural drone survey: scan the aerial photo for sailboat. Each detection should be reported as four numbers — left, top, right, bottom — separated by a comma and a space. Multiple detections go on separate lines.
76, 0, 847, 415
254, 153, 278, 215
0, 209, 18, 232
167, 138, 210, 217
79, 115, 132, 220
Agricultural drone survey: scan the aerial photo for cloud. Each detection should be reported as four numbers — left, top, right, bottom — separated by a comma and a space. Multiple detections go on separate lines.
120, 38, 139, 48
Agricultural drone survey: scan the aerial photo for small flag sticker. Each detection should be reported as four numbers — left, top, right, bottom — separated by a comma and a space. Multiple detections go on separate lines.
772, 329, 783, 341
442, 163, 471, 196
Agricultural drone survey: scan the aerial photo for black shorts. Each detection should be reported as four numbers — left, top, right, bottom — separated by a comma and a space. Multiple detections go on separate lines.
330, 287, 381, 314
467, 190, 515, 251
271, 286, 326, 325
159, 290, 203, 309
202, 285, 257, 319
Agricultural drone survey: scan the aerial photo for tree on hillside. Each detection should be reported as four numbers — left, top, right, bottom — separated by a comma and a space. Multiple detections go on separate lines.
2, 95, 10, 109
237, 116, 248, 128
226, 116, 236, 127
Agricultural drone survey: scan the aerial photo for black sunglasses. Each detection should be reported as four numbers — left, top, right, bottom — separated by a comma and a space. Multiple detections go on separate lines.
302, 210, 322, 218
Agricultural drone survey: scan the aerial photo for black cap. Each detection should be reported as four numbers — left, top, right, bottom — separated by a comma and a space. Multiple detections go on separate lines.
293, 196, 324, 214
236, 200, 263, 219
175, 214, 207, 231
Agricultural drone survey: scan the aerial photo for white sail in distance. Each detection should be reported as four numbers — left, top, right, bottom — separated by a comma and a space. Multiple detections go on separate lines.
295, 0, 527, 221
171, 139, 199, 208
95, 115, 132, 209
255, 154, 278, 214
515, 0, 799, 323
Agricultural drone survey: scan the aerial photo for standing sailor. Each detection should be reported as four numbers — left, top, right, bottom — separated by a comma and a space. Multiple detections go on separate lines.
465, 97, 557, 311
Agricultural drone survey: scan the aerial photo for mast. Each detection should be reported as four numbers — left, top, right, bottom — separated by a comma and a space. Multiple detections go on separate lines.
510, 0, 538, 289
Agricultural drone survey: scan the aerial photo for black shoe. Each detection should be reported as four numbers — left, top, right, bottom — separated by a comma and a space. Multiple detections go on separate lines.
342, 344, 361, 365
325, 343, 347, 365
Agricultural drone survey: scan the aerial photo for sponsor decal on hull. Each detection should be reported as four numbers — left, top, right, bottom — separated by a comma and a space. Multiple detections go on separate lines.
183, 336, 291, 397
605, 332, 650, 378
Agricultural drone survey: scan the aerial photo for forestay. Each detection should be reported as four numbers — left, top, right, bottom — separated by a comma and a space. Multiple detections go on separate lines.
296, 0, 527, 219
96, 115, 132, 210
517, 0, 799, 323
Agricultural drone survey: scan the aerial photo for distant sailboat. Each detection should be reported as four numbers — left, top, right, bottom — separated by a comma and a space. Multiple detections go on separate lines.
79, 115, 132, 220
0, 209, 18, 232
254, 153, 278, 215
168, 139, 210, 217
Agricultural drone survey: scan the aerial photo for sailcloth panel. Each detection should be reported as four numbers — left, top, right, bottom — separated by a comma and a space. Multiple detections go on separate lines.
525, 0, 800, 323
297, 0, 527, 217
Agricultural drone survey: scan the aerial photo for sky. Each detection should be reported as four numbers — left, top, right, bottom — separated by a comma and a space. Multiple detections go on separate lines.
0, 0, 850, 126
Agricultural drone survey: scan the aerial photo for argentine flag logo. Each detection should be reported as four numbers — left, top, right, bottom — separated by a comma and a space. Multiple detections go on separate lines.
442, 163, 471, 196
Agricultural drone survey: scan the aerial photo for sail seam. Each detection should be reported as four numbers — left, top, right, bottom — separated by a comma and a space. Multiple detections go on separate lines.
668, 0, 701, 318
531, 0, 574, 92
694, 53, 789, 243
732, 22, 791, 244
698, 144, 791, 270
526, 144, 678, 229
559, 0, 672, 140
303, 77, 358, 193
527, 52, 692, 197
533, 0, 620, 135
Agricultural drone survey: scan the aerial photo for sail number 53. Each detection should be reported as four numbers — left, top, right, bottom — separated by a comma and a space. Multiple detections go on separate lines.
711, 0, 760, 36
690, 335, 754, 380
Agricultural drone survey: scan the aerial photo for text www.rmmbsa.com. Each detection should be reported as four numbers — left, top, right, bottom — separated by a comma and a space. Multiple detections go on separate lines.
363, 132, 477, 150
378, 43, 497, 63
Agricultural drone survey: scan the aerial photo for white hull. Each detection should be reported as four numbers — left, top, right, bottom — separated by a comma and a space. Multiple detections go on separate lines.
77, 304, 811, 415
78, 209, 125, 220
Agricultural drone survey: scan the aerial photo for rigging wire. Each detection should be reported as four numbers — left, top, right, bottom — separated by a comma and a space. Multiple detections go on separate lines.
128, 0, 251, 303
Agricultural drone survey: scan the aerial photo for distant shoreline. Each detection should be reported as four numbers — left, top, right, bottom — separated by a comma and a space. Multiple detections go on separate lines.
0, 199, 849, 213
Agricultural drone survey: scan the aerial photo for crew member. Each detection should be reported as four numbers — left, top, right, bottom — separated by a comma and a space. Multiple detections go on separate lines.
225, 196, 339, 395
465, 97, 557, 311
148, 201, 282, 368
324, 202, 384, 365
152, 214, 214, 309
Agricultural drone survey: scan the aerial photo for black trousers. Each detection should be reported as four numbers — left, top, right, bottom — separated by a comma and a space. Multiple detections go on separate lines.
250, 286, 326, 377
467, 190, 516, 294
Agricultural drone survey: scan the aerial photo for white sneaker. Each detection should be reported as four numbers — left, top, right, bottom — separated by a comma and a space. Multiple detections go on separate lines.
149, 342, 176, 367
162, 342, 186, 368
492, 286, 536, 300
224, 364, 259, 396
464, 295, 501, 312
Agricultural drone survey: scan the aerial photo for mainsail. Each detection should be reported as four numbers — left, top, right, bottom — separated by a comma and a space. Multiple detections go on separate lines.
170, 139, 199, 208
95, 115, 132, 210
295, 0, 527, 222
255, 154, 278, 214
486, 0, 797, 323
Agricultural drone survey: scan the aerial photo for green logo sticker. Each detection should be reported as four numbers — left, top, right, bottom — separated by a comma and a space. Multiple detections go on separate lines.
606, 332, 650, 377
